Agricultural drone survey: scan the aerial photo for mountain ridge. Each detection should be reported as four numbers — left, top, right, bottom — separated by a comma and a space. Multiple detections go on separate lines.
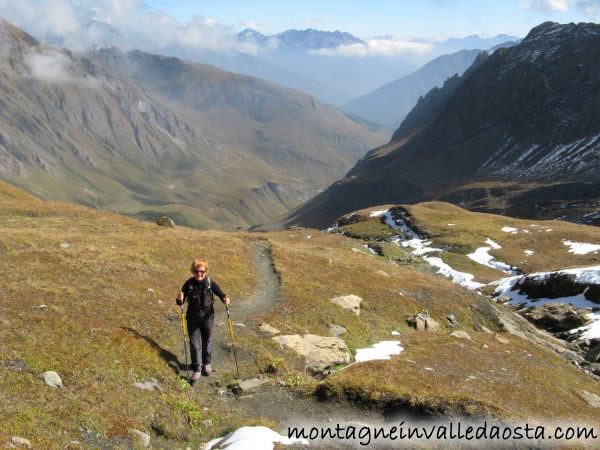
283, 21, 600, 229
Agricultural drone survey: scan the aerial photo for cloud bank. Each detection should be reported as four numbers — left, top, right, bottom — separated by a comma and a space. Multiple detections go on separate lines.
310, 39, 433, 57
0, 0, 261, 54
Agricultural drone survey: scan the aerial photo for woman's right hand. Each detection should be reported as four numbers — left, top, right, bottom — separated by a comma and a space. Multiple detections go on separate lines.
176, 292, 184, 305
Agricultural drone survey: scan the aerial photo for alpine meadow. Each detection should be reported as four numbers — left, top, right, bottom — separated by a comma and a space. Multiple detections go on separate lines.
1, 2, 600, 449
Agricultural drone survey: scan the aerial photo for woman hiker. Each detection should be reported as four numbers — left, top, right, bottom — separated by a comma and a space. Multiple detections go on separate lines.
177, 259, 230, 381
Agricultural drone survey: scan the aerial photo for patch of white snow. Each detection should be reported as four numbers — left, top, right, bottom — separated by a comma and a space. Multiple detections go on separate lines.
354, 341, 404, 363
207, 426, 308, 449
564, 240, 600, 255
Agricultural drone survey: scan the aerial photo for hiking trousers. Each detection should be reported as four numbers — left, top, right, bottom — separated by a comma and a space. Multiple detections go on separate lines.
187, 307, 214, 370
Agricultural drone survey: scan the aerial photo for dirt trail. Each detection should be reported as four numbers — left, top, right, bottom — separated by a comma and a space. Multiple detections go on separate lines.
193, 239, 395, 448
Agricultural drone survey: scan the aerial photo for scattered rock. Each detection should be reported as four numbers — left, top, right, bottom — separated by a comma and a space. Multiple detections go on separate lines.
495, 334, 510, 345
407, 313, 439, 332
10, 437, 31, 448
376, 270, 389, 278
259, 322, 280, 335
450, 331, 473, 341
497, 296, 511, 303
42, 371, 63, 388
580, 391, 600, 408
232, 378, 268, 394
59, 243, 70, 249
134, 378, 163, 391
4, 359, 26, 372
585, 346, 600, 363
351, 248, 361, 253
128, 430, 150, 447
480, 326, 493, 334
330, 294, 362, 316
391, 331, 400, 336
156, 216, 175, 227
273, 334, 350, 373
328, 324, 347, 337
201, 419, 213, 428
584, 285, 600, 303
482, 344, 489, 349
518, 303, 592, 333
36, 304, 48, 310
446, 314, 458, 327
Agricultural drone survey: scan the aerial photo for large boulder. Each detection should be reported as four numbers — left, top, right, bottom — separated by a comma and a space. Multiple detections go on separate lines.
514, 273, 582, 299
272, 334, 350, 373
330, 295, 362, 316
407, 313, 440, 332
157, 216, 175, 227
518, 303, 592, 333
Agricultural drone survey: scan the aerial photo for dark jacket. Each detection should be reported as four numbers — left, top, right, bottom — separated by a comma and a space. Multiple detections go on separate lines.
181, 277, 226, 319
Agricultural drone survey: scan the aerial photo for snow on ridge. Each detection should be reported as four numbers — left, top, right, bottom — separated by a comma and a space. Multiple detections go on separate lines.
467, 245, 519, 275
424, 256, 485, 290
501, 227, 518, 233
486, 238, 501, 249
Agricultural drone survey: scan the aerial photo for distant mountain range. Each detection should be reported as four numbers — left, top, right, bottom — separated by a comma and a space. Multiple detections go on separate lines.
342, 49, 482, 128
0, 19, 388, 229
284, 22, 600, 228
238, 28, 364, 49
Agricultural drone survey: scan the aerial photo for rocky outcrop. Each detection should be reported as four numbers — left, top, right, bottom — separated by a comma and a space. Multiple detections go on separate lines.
518, 303, 592, 332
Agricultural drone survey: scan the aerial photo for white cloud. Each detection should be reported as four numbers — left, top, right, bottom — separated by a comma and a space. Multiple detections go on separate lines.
24, 50, 102, 87
310, 39, 433, 57
519, 0, 600, 15
575, 0, 600, 15
0, 0, 261, 53
519, 0, 570, 11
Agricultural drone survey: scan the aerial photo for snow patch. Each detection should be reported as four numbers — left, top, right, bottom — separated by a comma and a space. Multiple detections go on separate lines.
467, 246, 519, 275
501, 227, 518, 232
207, 426, 308, 449
486, 238, 501, 249
354, 341, 404, 363
424, 256, 485, 289
564, 240, 600, 255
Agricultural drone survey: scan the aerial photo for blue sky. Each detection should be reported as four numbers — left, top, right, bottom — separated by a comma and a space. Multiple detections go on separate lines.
143, 0, 598, 39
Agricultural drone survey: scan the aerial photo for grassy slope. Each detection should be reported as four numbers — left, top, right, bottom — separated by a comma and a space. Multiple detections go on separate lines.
1, 184, 599, 448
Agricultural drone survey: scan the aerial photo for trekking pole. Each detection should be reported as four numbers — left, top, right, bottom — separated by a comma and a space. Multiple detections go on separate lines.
179, 305, 190, 379
226, 305, 241, 379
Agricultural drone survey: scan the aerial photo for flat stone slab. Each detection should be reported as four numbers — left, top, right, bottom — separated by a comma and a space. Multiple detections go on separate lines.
580, 390, 600, 408
273, 334, 350, 373
328, 324, 347, 337
450, 331, 473, 341
330, 295, 362, 316
238, 378, 268, 392
259, 322, 280, 335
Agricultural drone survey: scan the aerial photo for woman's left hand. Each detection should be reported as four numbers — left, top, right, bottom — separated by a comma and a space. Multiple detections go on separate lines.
223, 297, 231, 307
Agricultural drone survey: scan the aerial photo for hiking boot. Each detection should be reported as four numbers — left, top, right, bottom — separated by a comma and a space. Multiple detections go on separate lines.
202, 364, 212, 376
191, 371, 202, 382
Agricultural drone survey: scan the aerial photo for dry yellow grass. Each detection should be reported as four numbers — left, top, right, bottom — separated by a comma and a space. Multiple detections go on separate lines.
2, 182, 599, 448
